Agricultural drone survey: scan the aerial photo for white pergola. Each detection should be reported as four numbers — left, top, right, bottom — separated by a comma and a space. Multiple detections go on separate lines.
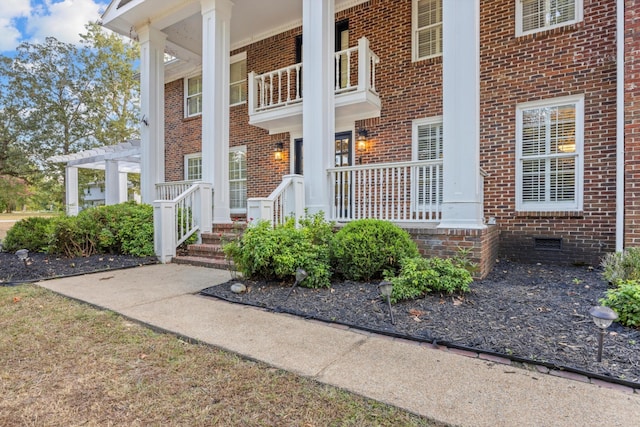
48, 140, 141, 215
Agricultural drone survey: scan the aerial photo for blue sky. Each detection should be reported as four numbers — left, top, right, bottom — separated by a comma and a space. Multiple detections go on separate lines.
0, 0, 111, 54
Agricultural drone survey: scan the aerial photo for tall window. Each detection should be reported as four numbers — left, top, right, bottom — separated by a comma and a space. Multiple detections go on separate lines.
516, 0, 582, 36
185, 153, 202, 181
413, 117, 443, 208
230, 53, 247, 105
185, 76, 202, 118
412, 0, 442, 61
516, 95, 583, 211
229, 146, 247, 212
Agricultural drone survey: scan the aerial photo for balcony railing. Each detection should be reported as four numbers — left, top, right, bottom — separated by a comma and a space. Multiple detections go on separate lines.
248, 37, 380, 132
327, 160, 443, 223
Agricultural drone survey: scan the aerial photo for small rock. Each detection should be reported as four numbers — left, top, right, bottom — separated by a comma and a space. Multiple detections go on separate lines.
230, 282, 247, 294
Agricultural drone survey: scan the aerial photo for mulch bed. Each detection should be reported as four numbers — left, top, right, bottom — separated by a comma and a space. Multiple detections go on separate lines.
201, 259, 640, 386
0, 252, 157, 285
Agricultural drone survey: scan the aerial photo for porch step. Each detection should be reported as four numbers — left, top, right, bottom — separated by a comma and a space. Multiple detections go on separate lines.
172, 223, 246, 270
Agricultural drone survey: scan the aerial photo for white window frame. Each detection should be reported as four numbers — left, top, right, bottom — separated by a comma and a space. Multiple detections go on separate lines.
229, 146, 247, 213
230, 52, 247, 106
184, 152, 202, 181
412, 117, 444, 210
412, 0, 443, 62
515, 94, 584, 212
184, 74, 202, 118
515, 0, 583, 37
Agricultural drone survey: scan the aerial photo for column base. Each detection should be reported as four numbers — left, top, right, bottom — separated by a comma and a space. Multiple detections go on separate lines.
437, 201, 486, 230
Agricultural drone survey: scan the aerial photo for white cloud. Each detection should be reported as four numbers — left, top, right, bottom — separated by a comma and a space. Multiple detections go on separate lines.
0, 0, 110, 53
27, 0, 108, 45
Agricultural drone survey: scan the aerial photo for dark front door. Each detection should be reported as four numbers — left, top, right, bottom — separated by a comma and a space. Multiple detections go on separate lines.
334, 131, 353, 217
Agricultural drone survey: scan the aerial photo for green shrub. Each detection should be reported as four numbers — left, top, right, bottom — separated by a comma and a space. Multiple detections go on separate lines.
600, 280, 640, 327
225, 214, 333, 289
601, 248, 640, 285
2, 216, 54, 252
331, 219, 419, 281
48, 215, 96, 257
387, 256, 473, 303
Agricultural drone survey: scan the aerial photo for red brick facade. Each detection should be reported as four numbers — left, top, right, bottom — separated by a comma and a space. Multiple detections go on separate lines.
163, 0, 627, 267
625, 0, 640, 247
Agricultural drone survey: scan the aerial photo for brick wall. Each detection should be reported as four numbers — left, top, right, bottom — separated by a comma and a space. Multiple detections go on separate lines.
163, 0, 619, 267
625, 0, 640, 247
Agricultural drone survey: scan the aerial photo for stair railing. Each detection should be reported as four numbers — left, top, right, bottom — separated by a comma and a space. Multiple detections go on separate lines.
246, 174, 304, 226
153, 182, 212, 263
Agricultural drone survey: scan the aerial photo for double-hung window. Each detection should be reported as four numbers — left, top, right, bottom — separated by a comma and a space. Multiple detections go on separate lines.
185, 76, 202, 118
516, 0, 583, 36
230, 52, 247, 106
412, 0, 442, 62
412, 117, 443, 212
229, 146, 247, 212
516, 95, 584, 212
184, 153, 202, 181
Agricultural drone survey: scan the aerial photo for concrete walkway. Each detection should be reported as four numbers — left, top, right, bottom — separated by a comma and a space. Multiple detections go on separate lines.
38, 263, 640, 427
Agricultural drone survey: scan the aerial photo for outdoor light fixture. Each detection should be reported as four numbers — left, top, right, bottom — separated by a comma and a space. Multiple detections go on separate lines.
378, 280, 395, 325
16, 249, 29, 267
284, 268, 308, 300
357, 129, 368, 164
589, 305, 618, 362
274, 142, 284, 161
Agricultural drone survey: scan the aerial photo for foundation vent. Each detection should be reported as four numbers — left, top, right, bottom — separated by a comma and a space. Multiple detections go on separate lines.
534, 237, 563, 251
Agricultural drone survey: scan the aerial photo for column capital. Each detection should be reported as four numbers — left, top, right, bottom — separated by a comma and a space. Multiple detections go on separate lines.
136, 25, 167, 45
200, 0, 233, 17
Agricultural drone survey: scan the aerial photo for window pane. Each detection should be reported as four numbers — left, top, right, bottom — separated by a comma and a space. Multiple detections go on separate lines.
417, 122, 443, 160
187, 156, 202, 181
550, 157, 575, 201
522, 159, 545, 202
188, 77, 202, 96
230, 59, 247, 104
229, 149, 247, 210
522, 0, 576, 32
415, 0, 442, 59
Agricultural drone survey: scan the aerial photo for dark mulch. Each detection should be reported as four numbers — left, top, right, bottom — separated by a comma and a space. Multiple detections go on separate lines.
0, 252, 157, 285
201, 259, 640, 386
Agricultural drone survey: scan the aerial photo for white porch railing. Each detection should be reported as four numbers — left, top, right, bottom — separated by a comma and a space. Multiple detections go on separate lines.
248, 37, 379, 115
247, 174, 305, 226
327, 160, 443, 223
153, 182, 212, 263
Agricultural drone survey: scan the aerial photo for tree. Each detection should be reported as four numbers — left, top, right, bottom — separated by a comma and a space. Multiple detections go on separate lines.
4, 22, 140, 209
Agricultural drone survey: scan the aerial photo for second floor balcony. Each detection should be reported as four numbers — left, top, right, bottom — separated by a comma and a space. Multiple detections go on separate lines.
248, 37, 381, 134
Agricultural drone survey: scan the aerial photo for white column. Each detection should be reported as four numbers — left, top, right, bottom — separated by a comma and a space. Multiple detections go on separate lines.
438, 0, 485, 229
138, 25, 166, 204
119, 172, 128, 203
302, 0, 335, 216
104, 159, 120, 205
201, 0, 233, 224
65, 166, 79, 216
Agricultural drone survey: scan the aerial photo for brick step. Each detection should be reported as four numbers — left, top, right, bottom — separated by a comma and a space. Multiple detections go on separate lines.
201, 232, 241, 245
186, 243, 226, 259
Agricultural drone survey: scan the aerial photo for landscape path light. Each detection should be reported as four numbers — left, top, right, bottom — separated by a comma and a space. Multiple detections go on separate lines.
378, 280, 395, 325
589, 305, 618, 362
284, 268, 308, 301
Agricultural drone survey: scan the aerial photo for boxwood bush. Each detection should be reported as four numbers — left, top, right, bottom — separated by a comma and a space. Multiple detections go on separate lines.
2, 216, 54, 252
330, 219, 419, 281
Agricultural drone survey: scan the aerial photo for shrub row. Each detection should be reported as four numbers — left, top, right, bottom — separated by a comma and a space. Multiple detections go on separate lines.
225, 214, 474, 302
3, 202, 154, 257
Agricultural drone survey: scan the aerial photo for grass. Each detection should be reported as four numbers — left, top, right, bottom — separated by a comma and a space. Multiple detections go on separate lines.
0, 285, 439, 426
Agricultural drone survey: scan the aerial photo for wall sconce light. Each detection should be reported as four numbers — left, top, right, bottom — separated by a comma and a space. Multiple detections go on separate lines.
357, 129, 368, 164
274, 142, 284, 161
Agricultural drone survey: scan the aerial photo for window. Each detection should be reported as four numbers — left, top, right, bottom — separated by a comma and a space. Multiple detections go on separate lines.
412, 117, 443, 207
185, 76, 202, 117
516, 0, 583, 36
516, 95, 584, 212
185, 153, 202, 181
412, 0, 442, 61
229, 146, 247, 212
230, 52, 247, 105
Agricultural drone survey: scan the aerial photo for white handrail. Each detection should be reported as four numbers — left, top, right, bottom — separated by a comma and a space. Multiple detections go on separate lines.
247, 174, 304, 226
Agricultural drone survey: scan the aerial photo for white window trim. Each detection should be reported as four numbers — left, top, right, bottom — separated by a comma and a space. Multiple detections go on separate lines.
412, 116, 443, 160
184, 152, 202, 181
230, 51, 247, 107
184, 73, 202, 118
229, 145, 247, 214
411, 0, 443, 62
515, 94, 584, 212
515, 0, 584, 37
